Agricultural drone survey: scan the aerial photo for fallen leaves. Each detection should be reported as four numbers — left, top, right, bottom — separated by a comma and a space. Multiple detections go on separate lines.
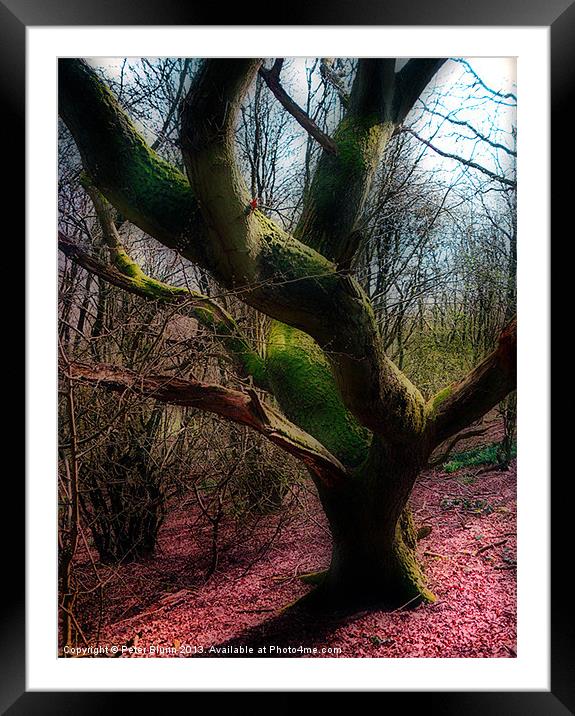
71, 460, 517, 659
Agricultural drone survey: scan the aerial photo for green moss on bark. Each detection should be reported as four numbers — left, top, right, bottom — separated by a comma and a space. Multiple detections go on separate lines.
266, 321, 370, 467
59, 60, 203, 258
427, 385, 454, 419
393, 522, 437, 605
100, 239, 267, 387
296, 117, 394, 261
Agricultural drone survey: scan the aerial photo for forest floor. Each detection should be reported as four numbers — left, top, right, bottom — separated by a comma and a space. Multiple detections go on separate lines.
72, 435, 516, 659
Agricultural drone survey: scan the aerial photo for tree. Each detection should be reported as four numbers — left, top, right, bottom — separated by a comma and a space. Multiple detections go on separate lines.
58, 58, 516, 611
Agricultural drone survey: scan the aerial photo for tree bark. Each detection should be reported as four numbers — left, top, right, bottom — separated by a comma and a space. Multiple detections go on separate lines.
311, 441, 435, 609
68, 361, 346, 485
428, 318, 517, 445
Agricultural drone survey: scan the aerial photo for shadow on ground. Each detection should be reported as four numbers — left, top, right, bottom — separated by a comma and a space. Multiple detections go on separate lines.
196, 598, 355, 657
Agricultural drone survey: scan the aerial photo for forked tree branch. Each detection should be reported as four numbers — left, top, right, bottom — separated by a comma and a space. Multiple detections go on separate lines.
58, 59, 460, 448
178, 58, 427, 444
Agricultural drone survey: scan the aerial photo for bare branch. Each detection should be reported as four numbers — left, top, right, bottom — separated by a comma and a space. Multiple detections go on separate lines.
58, 232, 268, 388
401, 127, 516, 188
178, 58, 427, 444
259, 63, 339, 156
420, 102, 517, 157
427, 426, 489, 467
455, 59, 517, 103
295, 59, 398, 264
68, 361, 347, 485
150, 58, 191, 152
319, 59, 350, 108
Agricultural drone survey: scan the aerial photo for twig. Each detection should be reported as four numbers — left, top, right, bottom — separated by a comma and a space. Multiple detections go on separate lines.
400, 127, 516, 187
476, 538, 508, 556
424, 551, 448, 559
271, 561, 305, 584
389, 594, 422, 613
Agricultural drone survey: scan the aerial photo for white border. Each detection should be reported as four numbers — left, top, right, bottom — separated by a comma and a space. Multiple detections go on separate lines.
27, 26, 550, 691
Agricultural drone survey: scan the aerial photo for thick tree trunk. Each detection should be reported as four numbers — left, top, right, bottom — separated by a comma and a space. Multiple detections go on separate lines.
310, 447, 435, 610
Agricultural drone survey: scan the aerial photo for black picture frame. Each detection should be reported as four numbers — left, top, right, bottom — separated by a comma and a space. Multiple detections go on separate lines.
10, 0, 568, 710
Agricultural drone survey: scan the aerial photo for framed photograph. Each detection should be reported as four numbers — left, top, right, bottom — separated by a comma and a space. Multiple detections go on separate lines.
11, 0, 567, 709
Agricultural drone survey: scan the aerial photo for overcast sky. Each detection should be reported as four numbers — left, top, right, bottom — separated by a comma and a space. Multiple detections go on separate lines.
86, 56, 516, 191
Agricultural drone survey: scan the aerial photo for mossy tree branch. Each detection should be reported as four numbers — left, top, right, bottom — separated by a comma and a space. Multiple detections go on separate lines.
399, 126, 517, 188
58, 233, 268, 389
426, 318, 517, 446
58, 59, 205, 262
68, 361, 347, 485
427, 426, 489, 468
294, 59, 447, 268
83, 180, 268, 387
265, 322, 371, 468
178, 58, 427, 446
60, 58, 502, 458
